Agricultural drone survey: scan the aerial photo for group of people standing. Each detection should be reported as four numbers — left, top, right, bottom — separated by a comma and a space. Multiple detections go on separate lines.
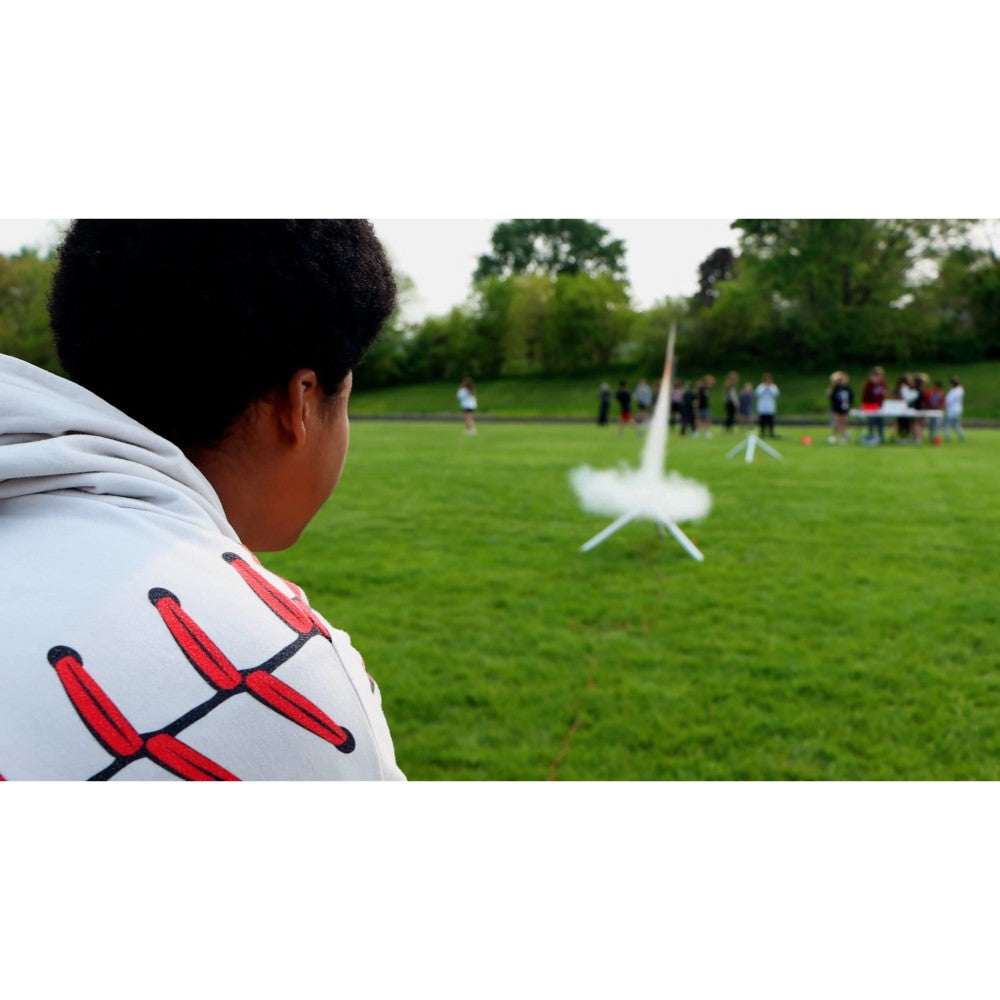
670, 372, 780, 438
599, 366, 969, 445
854, 366, 966, 445
599, 371, 782, 438
597, 377, 660, 436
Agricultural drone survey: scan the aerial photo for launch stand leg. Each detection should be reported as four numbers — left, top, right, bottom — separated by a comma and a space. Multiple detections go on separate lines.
658, 516, 705, 562
725, 433, 782, 464
580, 512, 636, 553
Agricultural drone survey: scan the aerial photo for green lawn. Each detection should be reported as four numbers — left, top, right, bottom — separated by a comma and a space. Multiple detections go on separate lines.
261, 419, 1000, 780
352, 361, 1000, 421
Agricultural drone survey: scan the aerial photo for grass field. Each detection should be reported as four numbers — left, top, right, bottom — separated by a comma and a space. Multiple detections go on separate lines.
261, 418, 1000, 780
352, 361, 1000, 421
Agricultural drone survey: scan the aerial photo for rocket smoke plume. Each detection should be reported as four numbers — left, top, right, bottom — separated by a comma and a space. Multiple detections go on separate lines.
570, 336, 712, 527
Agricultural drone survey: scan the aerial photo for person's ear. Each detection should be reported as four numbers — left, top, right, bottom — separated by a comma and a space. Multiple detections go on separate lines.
277, 369, 321, 448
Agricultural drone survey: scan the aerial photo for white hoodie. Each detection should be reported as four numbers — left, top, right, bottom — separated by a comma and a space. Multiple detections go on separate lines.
0, 355, 404, 780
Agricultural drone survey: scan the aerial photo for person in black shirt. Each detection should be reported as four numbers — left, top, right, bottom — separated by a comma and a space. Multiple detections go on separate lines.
615, 379, 639, 437
597, 382, 611, 426
723, 371, 739, 433
680, 381, 697, 436
827, 371, 853, 444
695, 375, 715, 438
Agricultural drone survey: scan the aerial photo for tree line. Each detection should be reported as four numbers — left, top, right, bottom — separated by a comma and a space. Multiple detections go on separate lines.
362, 218, 1000, 388
694, 219, 1000, 371
3, 220, 999, 388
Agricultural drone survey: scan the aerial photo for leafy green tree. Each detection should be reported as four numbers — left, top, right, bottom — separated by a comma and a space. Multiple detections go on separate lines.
462, 274, 555, 375
706, 219, 973, 366
689, 266, 776, 367
696, 246, 737, 306
538, 273, 631, 372
405, 308, 472, 382
0, 249, 60, 372
456, 301, 506, 379
910, 243, 1000, 361
465, 277, 514, 374
626, 298, 689, 374
970, 255, 1000, 358
354, 272, 418, 389
467, 221, 632, 375
473, 219, 628, 282
355, 319, 413, 388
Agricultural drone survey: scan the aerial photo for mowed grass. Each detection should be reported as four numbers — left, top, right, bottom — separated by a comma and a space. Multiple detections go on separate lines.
261, 420, 1000, 780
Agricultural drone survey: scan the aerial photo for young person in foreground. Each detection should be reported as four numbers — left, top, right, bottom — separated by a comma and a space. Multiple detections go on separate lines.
0, 220, 405, 780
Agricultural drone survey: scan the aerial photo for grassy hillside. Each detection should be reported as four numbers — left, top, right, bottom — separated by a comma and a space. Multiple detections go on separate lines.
352, 361, 1000, 421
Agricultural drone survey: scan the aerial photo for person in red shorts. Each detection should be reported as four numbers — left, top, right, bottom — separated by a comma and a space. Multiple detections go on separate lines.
861, 365, 888, 445
616, 379, 640, 437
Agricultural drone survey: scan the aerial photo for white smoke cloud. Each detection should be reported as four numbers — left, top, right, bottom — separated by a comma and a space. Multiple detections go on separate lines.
570, 464, 712, 523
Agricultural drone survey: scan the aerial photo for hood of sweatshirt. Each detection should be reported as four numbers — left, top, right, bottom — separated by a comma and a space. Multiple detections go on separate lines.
0, 353, 239, 542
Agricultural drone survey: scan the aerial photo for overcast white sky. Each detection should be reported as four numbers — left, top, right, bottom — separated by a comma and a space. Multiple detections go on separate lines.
373, 219, 739, 319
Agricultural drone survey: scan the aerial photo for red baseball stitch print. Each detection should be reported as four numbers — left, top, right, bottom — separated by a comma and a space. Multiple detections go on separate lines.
44, 551, 356, 780
281, 577, 332, 640
150, 583, 355, 753
48, 646, 144, 757
46, 646, 239, 781
144, 734, 238, 780
244, 671, 354, 750
223, 552, 313, 633
149, 589, 243, 690
223, 552, 330, 637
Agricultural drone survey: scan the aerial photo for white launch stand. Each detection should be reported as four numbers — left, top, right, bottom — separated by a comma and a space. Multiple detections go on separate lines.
580, 509, 704, 561
725, 432, 782, 464
579, 326, 705, 562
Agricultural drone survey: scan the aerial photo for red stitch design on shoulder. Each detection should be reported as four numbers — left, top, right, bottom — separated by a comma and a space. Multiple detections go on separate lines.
149, 586, 355, 755
244, 671, 355, 751
48, 646, 144, 757
149, 589, 242, 690
43, 552, 358, 780
46, 646, 240, 781
145, 734, 239, 780
223, 552, 315, 635
280, 578, 332, 640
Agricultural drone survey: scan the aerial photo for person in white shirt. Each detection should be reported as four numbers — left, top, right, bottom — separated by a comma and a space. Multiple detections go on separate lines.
754, 373, 780, 437
0, 220, 406, 781
633, 378, 653, 425
457, 377, 478, 435
943, 376, 966, 442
